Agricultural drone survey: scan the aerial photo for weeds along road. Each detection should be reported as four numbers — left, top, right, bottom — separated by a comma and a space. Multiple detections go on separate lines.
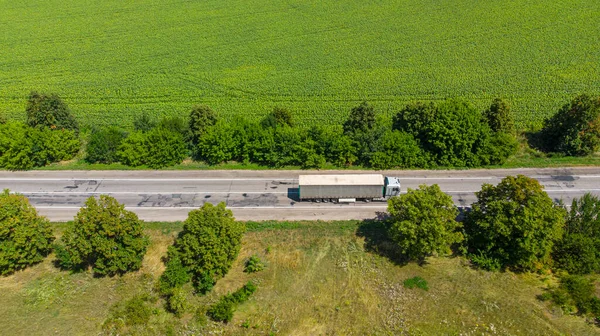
2, 168, 600, 221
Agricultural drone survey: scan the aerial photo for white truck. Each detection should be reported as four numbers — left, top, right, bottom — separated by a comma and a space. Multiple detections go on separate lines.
298, 174, 401, 203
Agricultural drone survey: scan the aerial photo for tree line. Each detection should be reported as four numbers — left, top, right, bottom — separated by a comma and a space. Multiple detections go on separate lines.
2, 92, 600, 170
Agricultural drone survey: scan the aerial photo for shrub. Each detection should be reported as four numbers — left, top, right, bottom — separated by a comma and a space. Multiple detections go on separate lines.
207, 281, 257, 323
102, 295, 154, 332
261, 106, 293, 129
189, 105, 217, 146
464, 175, 566, 272
166, 287, 188, 317
343, 101, 376, 134
244, 255, 264, 273
118, 128, 187, 168
158, 116, 188, 137
0, 122, 79, 170
169, 202, 245, 293
158, 249, 191, 295
0, 190, 54, 276
403, 276, 429, 291
543, 275, 600, 318
553, 193, 600, 274
85, 127, 126, 164
484, 98, 514, 134
540, 94, 600, 155
133, 112, 156, 132
26, 91, 78, 132
469, 251, 502, 272
387, 184, 462, 261
197, 122, 236, 165
369, 130, 427, 169
55, 195, 149, 276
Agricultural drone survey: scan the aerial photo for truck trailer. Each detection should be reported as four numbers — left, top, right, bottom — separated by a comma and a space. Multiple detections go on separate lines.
298, 174, 401, 203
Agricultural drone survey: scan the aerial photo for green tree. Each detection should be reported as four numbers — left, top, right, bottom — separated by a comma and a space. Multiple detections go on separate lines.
117, 128, 187, 168
484, 98, 515, 134
55, 195, 149, 276
261, 106, 293, 129
189, 105, 217, 146
387, 184, 461, 261
133, 112, 156, 132
197, 122, 236, 165
540, 94, 600, 156
158, 116, 188, 138
343, 101, 376, 134
0, 190, 54, 276
26, 91, 78, 132
553, 193, 600, 274
369, 130, 428, 169
464, 175, 566, 272
167, 202, 245, 293
85, 127, 126, 164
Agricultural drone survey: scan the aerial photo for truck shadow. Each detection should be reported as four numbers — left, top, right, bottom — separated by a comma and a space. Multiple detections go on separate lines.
287, 187, 299, 202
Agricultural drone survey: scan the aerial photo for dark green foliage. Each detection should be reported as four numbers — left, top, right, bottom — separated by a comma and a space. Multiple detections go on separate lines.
55, 195, 149, 276
343, 101, 376, 134
387, 184, 462, 261
26, 91, 78, 132
464, 175, 566, 272
553, 193, 600, 274
0, 190, 54, 276
393, 99, 514, 167
197, 121, 237, 165
158, 249, 191, 295
484, 98, 515, 134
207, 281, 257, 323
261, 106, 293, 128
543, 275, 600, 319
158, 116, 188, 137
244, 255, 264, 273
403, 276, 429, 291
469, 251, 502, 272
0, 122, 79, 170
189, 105, 217, 146
540, 94, 600, 156
369, 130, 428, 169
117, 128, 187, 168
169, 202, 245, 293
133, 112, 156, 132
85, 127, 126, 164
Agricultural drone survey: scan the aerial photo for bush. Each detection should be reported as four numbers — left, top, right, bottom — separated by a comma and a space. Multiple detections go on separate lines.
553, 193, 600, 274
369, 130, 428, 169
0, 122, 79, 170
102, 295, 154, 332
261, 106, 293, 128
464, 175, 566, 272
55, 195, 149, 276
169, 202, 245, 293
85, 127, 126, 164
158, 249, 191, 295
166, 287, 187, 317
469, 251, 502, 272
343, 101, 376, 134
544, 275, 600, 319
158, 116, 188, 137
118, 128, 187, 168
540, 94, 600, 156
403, 276, 429, 291
207, 281, 257, 323
189, 105, 217, 146
0, 190, 54, 276
26, 91, 78, 132
387, 184, 462, 261
133, 112, 156, 132
244, 255, 264, 273
484, 98, 514, 134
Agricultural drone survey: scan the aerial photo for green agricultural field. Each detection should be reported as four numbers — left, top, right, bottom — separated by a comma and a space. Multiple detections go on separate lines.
1, 0, 599, 129
0, 221, 598, 335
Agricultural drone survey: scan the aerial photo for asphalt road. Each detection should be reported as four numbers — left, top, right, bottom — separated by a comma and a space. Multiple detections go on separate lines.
2, 168, 600, 221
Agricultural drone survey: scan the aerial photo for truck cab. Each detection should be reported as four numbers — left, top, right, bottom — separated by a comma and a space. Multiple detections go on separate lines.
384, 176, 401, 198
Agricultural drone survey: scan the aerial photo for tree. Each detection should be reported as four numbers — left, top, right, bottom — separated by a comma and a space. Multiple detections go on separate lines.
85, 127, 126, 164
484, 98, 514, 134
55, 195, 149, 276
261, 106, 293, 129
540, 94, 600, 156
133, 112, 156, 132
117, 128, 187, 168
387, 184, 461, 261
158, 116, 188, 138
0, 190, 54, 276
166, 202, 245, 293
189, 105, 217, 146
369, 130, 428, 169
553, 193, 600, 274
464, 175, 566, 272
26, 91, 78, 132
343, 101, 376, 134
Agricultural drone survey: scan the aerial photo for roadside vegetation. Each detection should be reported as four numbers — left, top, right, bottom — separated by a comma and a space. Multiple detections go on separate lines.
3, 92, 600, 170
3, 175, 600, 333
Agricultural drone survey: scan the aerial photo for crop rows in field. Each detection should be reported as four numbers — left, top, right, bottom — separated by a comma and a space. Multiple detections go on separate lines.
1, 0, 599, 129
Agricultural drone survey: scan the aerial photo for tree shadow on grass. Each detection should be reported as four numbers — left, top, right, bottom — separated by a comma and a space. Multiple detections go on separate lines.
355, 212, 412, 266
